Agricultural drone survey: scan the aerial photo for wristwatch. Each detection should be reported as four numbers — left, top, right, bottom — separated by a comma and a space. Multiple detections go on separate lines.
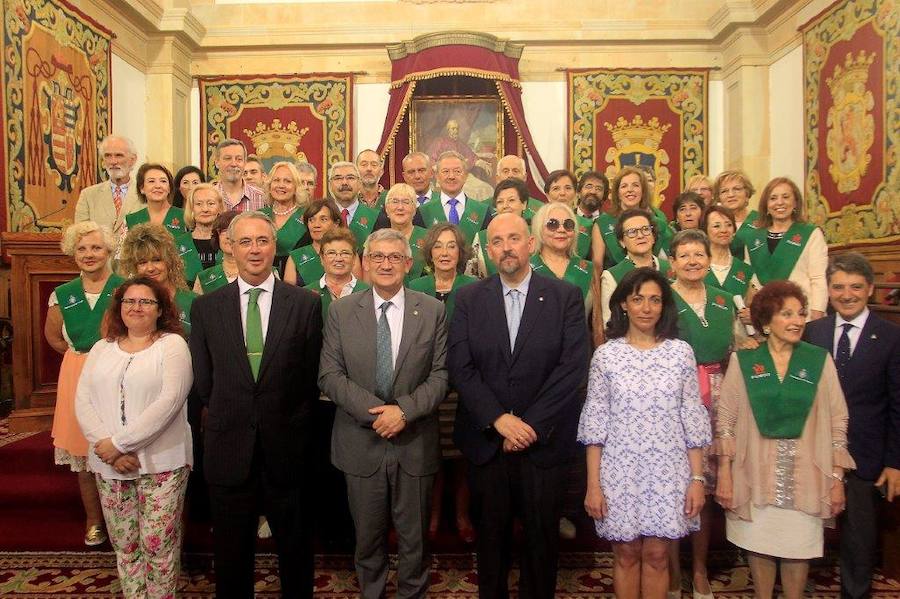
690, 475, 706, 485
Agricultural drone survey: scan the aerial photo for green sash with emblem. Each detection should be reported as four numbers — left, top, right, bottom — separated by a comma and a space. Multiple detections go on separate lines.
575, 214, 594, 259
651, 207, 674, 256
174, 288, 196, 336
527, 196, 545, 213
406, 226, 428, 283
746, 222, 816, 284
705, 258, 755, 298
125, 206, 187, 234
305, 278, 369, 319
197, 264, 229, 294
420, 196, 488, 245
289, 245, 324, 285
737, 341, 827, 438
173, 232, 203, 285
261, 206, 308, 257
408, 273, 477, 321
594, 213, 624, 268
608, 257, 673, 284
476, 229, 498, 277
530, 254, 592, 299
731, 210, 760, 258
673, 284, 735, 364
56, 274, 125, 352
347, 203, 379, 247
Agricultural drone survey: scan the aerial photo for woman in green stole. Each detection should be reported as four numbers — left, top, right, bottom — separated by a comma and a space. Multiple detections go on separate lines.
715, 281, 854, 599
702, 205, 759, 335
713, 169, 759, 258
530, 202, 593, 316
194, 211, 241, 294
285, 199, 359, 287
260, 161, 311, 275
745, 177, 828, 321
666, 229, 739, 599
591, 165, 673, 272
467, 178, 532, 279
304, 227, 369, 318
44, 221, 123, 547
384, 183, 428, 283
598, 208, 673, 329
124, 163, 187, 235
119, 223, 197, 336
408, 223, 477, 543
178, 184, 225, 286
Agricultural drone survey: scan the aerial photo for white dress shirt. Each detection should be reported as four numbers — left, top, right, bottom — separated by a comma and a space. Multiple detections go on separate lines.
440, 191, 467, 221
373, 286, 405, 368
238, 272, 276, 343
340, 198, 360, 223
834, 308, 869, 356
319, 274, 359, 299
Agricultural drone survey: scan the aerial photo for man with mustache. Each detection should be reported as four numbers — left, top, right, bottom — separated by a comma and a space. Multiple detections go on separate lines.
74, 135, 143, 237
356, 149, 386, 209
213, 138, 265, 213
448, 213, 590, 599
329, 161, 378, 246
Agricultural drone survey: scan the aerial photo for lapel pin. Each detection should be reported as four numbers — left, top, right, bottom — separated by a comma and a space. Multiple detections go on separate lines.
539, 296, 544, 302
870, 334, 877, 340
413, 310, 419, 316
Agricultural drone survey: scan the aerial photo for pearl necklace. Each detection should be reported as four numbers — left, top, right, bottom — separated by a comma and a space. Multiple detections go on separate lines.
272, 203, 296, 216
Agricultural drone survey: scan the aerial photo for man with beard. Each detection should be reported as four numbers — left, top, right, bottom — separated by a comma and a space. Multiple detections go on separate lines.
573, 171, 609, 260
329, 161, 378, 246
242, 155, 267, 190
356, 149, 386, 209
448, 213, 590, 599
213, 138, 266, 212
75, 135, 142, 237
495, 154, 545, 215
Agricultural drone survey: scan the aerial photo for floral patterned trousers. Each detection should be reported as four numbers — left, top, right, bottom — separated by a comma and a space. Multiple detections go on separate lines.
96, 467, 189, 599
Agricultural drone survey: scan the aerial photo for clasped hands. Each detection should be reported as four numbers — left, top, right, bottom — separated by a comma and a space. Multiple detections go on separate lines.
94, 438, 140, 475
369, 405, 406, 439
494, 413, 537, 453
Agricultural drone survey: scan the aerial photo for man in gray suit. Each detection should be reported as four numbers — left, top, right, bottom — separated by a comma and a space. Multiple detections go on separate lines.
74, 135, 141, 237
319, 227, 448, 599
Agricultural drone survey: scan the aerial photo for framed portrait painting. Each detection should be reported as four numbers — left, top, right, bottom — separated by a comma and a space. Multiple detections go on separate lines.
410, 96, 504, 200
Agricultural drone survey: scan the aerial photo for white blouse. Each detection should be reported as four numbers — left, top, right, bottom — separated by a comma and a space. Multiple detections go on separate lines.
75, 333, 194, 480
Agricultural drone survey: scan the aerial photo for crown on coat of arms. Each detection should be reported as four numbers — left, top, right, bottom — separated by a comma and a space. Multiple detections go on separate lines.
826, 51, 875, 101
604, 115, 671, 151
243, 119, 310, 160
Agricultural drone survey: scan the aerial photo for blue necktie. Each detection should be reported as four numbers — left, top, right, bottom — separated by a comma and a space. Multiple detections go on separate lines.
417, 195, 427, 206
375, 301, 394, 402
836, 322, 852, 372
448, 198, 460, 225
507, 289, 522, 351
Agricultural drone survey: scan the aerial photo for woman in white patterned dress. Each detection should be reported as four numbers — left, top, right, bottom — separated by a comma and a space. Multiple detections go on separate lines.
578, 267, 712, 599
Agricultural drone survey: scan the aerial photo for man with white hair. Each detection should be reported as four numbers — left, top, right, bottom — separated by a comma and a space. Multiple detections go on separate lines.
419, 151, 489, 246
495, 154, 544, 214
213, 138, 265, 212
74, 135, 142, 237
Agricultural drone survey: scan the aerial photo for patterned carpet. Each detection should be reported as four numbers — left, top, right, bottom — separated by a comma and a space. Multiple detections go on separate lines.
3, 551, 900, 598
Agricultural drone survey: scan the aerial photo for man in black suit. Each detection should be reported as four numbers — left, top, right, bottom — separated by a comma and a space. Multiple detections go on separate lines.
803, 252, 899, 599
448, 213, 590, 598
190, 211, 323, 598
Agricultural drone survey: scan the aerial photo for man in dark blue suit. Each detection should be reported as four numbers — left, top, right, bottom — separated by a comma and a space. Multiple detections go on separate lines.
803, 252, 899, 599
448, 213, 590, 599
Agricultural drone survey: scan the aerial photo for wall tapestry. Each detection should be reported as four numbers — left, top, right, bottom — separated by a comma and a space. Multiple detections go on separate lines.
1, 0, 113, 232
567, 68, 708, 217
802, 0, 898, 247
199, 73, 353, 200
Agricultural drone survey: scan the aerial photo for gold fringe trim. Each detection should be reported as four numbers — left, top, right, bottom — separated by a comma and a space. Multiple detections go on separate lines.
380, 82, 417, 158
495, 81, 531, 154
390, 68, 521, 89
387, 31, 524, 61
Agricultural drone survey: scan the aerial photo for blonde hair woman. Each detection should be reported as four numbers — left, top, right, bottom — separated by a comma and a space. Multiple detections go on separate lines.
176, 183, 225, 285
261, 161, 312, 274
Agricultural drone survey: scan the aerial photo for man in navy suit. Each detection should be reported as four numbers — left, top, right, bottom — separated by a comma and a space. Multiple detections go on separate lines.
803, 252, 899, 599
448, 213, 590, 599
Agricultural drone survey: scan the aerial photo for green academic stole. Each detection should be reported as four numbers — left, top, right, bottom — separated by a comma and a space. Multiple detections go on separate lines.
731, 210, 760, 257
289, 245, 325, 285
174, 288, 196, 335
125, 206, 187, 234
608, 257, 673, 284
406, 226, 428, 283
651, 207, 674, 256
56, 274, 124, 353
673, 284, 735, 364
198, 264, 228, 293
348, 204, 379, 247
261, 206, 308, 256
530, 254, 592, 299
476, 229, 498, 276
705, 258, 755, 298
576, 214, 594, 259
594, 213, 625, 267
306, 279, 369, 319
738, 341, 827, 438
746, 221, 816, 284
374, 190, 387, 210
488, 206, 535, 224
527, 197, 545, 213
408, 274, 477, 321
420, 196, 488, 245
173, 233, 203, 285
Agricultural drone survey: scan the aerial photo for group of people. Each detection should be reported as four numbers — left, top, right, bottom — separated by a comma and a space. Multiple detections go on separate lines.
45, 133, 898, 599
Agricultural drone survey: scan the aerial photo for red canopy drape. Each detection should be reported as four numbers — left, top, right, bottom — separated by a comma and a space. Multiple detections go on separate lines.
376, 32, 549, 199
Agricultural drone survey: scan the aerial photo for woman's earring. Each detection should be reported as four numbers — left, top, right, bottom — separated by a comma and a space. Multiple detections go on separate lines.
762, 326, 770, 336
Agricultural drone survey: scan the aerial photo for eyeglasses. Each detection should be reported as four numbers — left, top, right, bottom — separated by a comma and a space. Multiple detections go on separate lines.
719, 185, 746, 196
236, 237, 272, 249
323, 249, 354, 260
581, 183, 605, 192
439, 168, 464, 177
367, 252, 407, 264
386, 198, 414, 206
623, 225, 653, 238
331, 175, 358, 182
121, 298, 159, 308
545, 218, 576, 232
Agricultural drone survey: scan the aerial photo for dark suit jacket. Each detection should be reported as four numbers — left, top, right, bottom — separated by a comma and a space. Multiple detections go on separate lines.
448, 272, 590, 467
189, 279, 323, 487
319, 288, 448, 478
804, 312, 900, 480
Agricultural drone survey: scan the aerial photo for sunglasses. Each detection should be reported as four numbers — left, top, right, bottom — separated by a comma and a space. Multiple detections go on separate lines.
545, 218, 576, 232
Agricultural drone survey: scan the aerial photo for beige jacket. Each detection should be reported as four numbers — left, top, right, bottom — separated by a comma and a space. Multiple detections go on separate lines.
74, 180, 142, 237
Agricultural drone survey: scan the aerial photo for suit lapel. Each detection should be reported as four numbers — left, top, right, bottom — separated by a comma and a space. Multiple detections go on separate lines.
393, 291, 422, 382
847, 312, 880, 367
511, 274, 546, 363
257, 281, 293, 381
221, 282, 255, 384
483, 276, 513, 364
354, 289, 378, 391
